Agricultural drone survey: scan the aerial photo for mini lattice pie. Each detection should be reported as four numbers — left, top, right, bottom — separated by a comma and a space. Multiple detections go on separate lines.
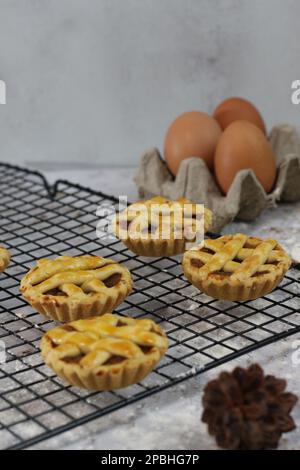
182, 234, 291, 301
20, 256, 133, 322
113, 196, 212, 257
41, 313, 168, 390
0, 246, 10, 273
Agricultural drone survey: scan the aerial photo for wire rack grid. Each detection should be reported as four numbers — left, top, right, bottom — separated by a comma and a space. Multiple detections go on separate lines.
0, 162, 299, 450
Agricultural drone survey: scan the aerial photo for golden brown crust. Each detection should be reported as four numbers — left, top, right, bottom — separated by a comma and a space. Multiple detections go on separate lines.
20, 256, 133, 322
113, 196, 212, 257
0, 246, 10, 273
182, 234, 292, 301
41, 313, 168, 390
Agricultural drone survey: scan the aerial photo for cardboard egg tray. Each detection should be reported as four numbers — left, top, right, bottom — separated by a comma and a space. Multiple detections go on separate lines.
135, 124, 300, 231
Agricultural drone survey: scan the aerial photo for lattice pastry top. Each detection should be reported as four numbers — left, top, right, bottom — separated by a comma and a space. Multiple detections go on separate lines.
41, 313, 168, 390
20, 256, 133, 322
182, 234, 291, 301
113, 196, 212, 256
0, 246, 10, 273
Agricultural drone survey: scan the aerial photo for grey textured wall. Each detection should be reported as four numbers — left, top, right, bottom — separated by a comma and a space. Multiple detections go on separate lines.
0, 0, 299, 167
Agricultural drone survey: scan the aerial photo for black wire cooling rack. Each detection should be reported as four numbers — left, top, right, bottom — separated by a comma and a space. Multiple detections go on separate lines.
0, 161, 299, 450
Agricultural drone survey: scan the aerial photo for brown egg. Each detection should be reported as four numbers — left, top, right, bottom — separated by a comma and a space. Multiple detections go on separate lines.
214, 120, 276, 194
164, 111, 222, 175
213, 97, 266, 134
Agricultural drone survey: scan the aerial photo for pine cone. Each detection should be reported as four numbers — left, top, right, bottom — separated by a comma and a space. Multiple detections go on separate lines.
201, 363, 298, 450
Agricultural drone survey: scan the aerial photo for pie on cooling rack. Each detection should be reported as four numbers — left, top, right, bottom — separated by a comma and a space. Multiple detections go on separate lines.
182, 233, 292, 301
20, 256, 133, 322
41, 313, 168, 390
0, 246, 10, 273
113, 196, 212, 257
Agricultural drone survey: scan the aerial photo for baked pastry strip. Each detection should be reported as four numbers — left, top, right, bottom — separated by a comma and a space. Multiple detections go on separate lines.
0, 246, 10, 273
20, 256, 133, 322
41, 313, 168, 391
113, 196, 212, 257
182, 234, 291, 301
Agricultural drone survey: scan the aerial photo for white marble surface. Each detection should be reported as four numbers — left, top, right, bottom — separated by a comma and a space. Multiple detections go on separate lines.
28, 166, 300, 450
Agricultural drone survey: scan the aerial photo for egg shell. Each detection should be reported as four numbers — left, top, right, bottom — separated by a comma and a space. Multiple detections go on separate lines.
213, 97, 266, 134
214, 120, 276, 194
164, 111, 222, 175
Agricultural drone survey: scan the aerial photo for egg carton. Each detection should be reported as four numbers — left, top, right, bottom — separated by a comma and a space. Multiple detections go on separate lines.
134, 124, 300, 232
